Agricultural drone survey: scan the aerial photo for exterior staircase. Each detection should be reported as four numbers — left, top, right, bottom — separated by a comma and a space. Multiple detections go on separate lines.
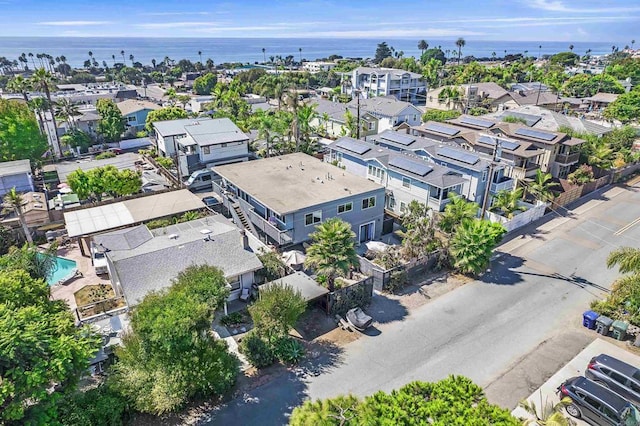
232, 203, 251, 231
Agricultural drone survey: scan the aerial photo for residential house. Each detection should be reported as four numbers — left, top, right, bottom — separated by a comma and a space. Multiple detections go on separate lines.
425, 82, 525, 112
1, 191, 49, 230
584, 93, 620, 113
347, 96, 422, 133
0, 160, 33, 197
57, 105, 101, 139
347, 67, 426, 104
303, 61, 337, 73
190, 95, 214, 113
151, 117, 250, 179
50, 83, 137, 105
116, 99, 161, 135
213, 153, 386, 246
93, 216, 263, 306
311, 98, 378, 139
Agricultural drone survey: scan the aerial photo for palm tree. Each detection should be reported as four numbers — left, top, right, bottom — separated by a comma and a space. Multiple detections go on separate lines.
439, 193, 479, 234
2, 188, 33, 244
298, 47, 302, 64
31, 68, 61, 157
55, 98, 80, 130
120, 50, 125, 63
527, 169, 559, 202
569, 44, 574, 52
418, 40, 428, 56
111, 54, 116, 65
588, 144, 614, 170
198, 50, 202, 63
449, 219, 506, 275
28, 97, 48, 134
519, 395, 575, 426
262, 47, 266, 64
6, 75, 30, 103
28, 52, 35, 69
632, 40, 636, 49
607, 247, 640, 274
129, 54, 134, 66
455, 37, 466, 64
151, 58, 156, 68
490, 188, 527, 219
304, 218, 359, 292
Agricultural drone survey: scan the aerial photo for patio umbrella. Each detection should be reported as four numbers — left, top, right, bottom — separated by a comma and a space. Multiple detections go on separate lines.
282, 250, 307, 269
59, 187, 73, 194
57, 183, 69, 189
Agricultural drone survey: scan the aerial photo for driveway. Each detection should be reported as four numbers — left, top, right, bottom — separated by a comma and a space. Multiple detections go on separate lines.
205, 183, 640, 425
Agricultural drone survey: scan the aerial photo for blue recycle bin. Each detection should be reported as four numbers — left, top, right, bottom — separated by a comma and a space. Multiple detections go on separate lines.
583, 310, 600, 329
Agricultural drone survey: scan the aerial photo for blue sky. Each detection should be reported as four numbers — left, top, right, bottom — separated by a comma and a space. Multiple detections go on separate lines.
0, 0, 637, 41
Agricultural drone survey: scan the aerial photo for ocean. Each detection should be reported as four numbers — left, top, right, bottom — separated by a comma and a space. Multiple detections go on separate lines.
0, 37, 619, 68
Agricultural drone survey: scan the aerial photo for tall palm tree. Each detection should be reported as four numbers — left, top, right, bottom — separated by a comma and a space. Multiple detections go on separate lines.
120, 50, 125, 63
151, 58, 156, 68
527, 169, 559, 202
30, 68, 60, 157
305, 218, 359, 292
569, 44, 574, 52
2, 188, 33, 244
129, 54, 135, 66
438, 193, 479, 234
455, 37, 466, 64
55, 98, 80, 130
6, 75, 30, 103
519, 396, 574, 426
198, 50, 202, 63
449, 219, 506, 275
112, 54, 116, 65
28, 97, 48, 134
608, 247, 640, 274
262, 47, 266, 64
299, 47, 302, 64
418, 40, 429, 56
28, 52, 35, 69
490, 188, 527, 219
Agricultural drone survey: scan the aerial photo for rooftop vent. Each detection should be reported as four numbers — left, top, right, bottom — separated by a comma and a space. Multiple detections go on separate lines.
168, 234, 179, 240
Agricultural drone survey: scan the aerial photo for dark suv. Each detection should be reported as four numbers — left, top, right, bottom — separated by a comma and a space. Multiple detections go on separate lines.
586, 354, 640, 407
557, 376, 640, 425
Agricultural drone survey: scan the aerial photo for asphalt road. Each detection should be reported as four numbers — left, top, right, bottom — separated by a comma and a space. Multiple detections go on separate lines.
205, 183, 640, 426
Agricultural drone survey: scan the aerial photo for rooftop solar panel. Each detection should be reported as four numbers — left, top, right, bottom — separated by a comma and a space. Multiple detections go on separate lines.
335, 139, 371, 155
459, 116, 494, 128
478, 135, 521, 151
424, 122, 460, 136
389, 156, 433, 177
438, 147, 480, 165
380, 132, 416, 146
515, 127, 556, 141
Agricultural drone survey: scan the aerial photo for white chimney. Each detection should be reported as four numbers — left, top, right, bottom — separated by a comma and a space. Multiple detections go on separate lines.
239, 229, 249, 250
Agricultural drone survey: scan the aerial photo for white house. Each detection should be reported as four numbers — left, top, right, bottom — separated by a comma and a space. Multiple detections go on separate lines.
347, 67, 426, 104
0, 160, 33, 197
303, 61, 337, 73
348, 96, 422, 133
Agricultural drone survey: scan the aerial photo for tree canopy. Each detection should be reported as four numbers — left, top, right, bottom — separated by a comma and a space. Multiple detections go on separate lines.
96, 99, 125, 143
145, 106, 188, 132
374, 42, 393, 64
604, 88, 640, 123
0, 99, 49, 161
449, 219, 506, 275
67, 165, 141, 201
192, 72, 218, 95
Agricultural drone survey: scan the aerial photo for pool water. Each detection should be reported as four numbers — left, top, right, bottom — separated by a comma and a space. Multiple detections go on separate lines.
46, 256, 78, 286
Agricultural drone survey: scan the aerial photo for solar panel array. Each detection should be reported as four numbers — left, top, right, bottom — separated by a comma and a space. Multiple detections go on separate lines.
478, 135, 521, 151
459, 116, 494, 128
438, 147, 480, 165
389, 156, 433, 177
424, 122, 460, 136
335, 139, 371, 155
380, 132, 416, 146
515, 127, 556, 141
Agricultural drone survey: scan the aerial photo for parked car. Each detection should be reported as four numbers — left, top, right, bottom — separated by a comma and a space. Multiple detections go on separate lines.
557, 376, 640, 425
202, 196, 220, 207
108, 147, 123, 155
91, 243, 108, 275
186, 169, 217, 192
586, 354, 640, 407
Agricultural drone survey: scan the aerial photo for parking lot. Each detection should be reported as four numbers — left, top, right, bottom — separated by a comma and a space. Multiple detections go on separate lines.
512, 338, 640, 424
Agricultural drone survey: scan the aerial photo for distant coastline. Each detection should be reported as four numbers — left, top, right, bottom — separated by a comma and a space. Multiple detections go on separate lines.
0, 37, 619, 68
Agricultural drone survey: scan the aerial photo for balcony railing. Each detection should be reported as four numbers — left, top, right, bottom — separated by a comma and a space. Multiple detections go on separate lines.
490, 177, 516, 193
554, 152, 580, 165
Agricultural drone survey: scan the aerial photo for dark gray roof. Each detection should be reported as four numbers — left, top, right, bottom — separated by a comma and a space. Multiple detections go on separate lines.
93, 225, 153, 251
261, 272, 328, 301
107, 217, 263, 306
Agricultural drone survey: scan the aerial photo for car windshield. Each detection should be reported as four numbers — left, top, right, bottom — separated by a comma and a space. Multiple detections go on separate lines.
94, 252, 105, 259
622, 405, 640, 426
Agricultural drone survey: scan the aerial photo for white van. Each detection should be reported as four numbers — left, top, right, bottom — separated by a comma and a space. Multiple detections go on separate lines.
186, 169, 217, 191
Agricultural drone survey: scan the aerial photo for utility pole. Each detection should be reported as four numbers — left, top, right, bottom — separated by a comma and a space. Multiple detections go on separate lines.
480, 138, 501, 220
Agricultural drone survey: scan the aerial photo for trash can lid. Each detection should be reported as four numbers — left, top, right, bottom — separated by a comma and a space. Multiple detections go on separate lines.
583, 310, 600, 320
596, 315, 614, 326
612, 320, 629, 331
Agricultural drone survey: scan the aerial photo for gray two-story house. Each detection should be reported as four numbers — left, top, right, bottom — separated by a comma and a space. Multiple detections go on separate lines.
213, 153, 385, 246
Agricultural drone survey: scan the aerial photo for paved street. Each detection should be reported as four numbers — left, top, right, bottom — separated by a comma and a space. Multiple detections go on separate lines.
205, 183, 640, 426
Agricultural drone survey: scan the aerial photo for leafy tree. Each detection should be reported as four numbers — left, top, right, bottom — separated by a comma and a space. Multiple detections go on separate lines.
422, 109, 460, 122
527, 169, 558, 202
0, 244, 56, 280
145, 106, 188, 132
305, 218, 359, 292
604, 89, 640, 123
399, 201, 438, 260
549, 51, 580, 67
0, 268, 99, 424
420, 48, 446, 65
562, 73, 624, 97
567, 164, 595, 185
96, 99, 125, 142
0, 226, 16, 255
374, 42, 393, 64
439, 193, 479, 234
290, 376, 519, 425
257, 248, 288, 282
60, 128, 93, 151
2, 188, 33, 244
110, 265, 237, 414
192, 72, 218, 95
250, 282, 306, 340
490, 188, 527, 219
56, 385, 129, 426
0, 99, 49, 161
67, 166, 141, 200
449, 219, 506, 275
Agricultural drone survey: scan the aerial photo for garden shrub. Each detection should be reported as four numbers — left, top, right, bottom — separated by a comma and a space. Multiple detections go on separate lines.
273, 336, 305, 365
95, 151, 116, 160
239, 331, 275, 368
57, 385, 129, 426
220, 312, 243, 327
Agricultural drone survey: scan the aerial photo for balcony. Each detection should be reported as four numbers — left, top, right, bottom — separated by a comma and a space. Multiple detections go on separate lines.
554, 152, 580, 165
490, 177, 516, 193
212, 180, 294, 246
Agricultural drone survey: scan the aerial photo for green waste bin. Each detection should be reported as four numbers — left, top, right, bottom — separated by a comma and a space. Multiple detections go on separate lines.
612, 320, 629, 341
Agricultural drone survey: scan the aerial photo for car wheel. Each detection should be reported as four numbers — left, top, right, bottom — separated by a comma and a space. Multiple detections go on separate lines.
565, 403, 581, 418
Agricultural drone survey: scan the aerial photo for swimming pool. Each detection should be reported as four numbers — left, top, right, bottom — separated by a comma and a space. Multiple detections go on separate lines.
46, 256, 78, 286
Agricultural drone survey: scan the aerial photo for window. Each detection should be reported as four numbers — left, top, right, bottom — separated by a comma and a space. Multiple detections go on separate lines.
127, 116, 136, 123
607, 370, 628, 385
227, 275, 241, 291
582, 395, 601, 411
368, 165, 385, 180
482, 170, 488, 182
201, 174, 212, 182
402, 177, 411, 188
220, 143, 228, 148
203, 146, 210, 155
362, 196, 376, 209
337, 202, 353, 214
400, 202, 407, 213
305, 210, 322, 226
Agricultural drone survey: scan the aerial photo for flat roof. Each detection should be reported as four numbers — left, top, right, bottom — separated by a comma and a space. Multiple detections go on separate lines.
214, 153, 383, 215
260, 272, 328, 302
51, 153, 139, 183
0, 159, 31, 177
64, 189, 203, 237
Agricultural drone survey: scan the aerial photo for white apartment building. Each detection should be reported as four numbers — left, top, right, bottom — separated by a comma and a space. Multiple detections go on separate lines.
347, 67, 426, 104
